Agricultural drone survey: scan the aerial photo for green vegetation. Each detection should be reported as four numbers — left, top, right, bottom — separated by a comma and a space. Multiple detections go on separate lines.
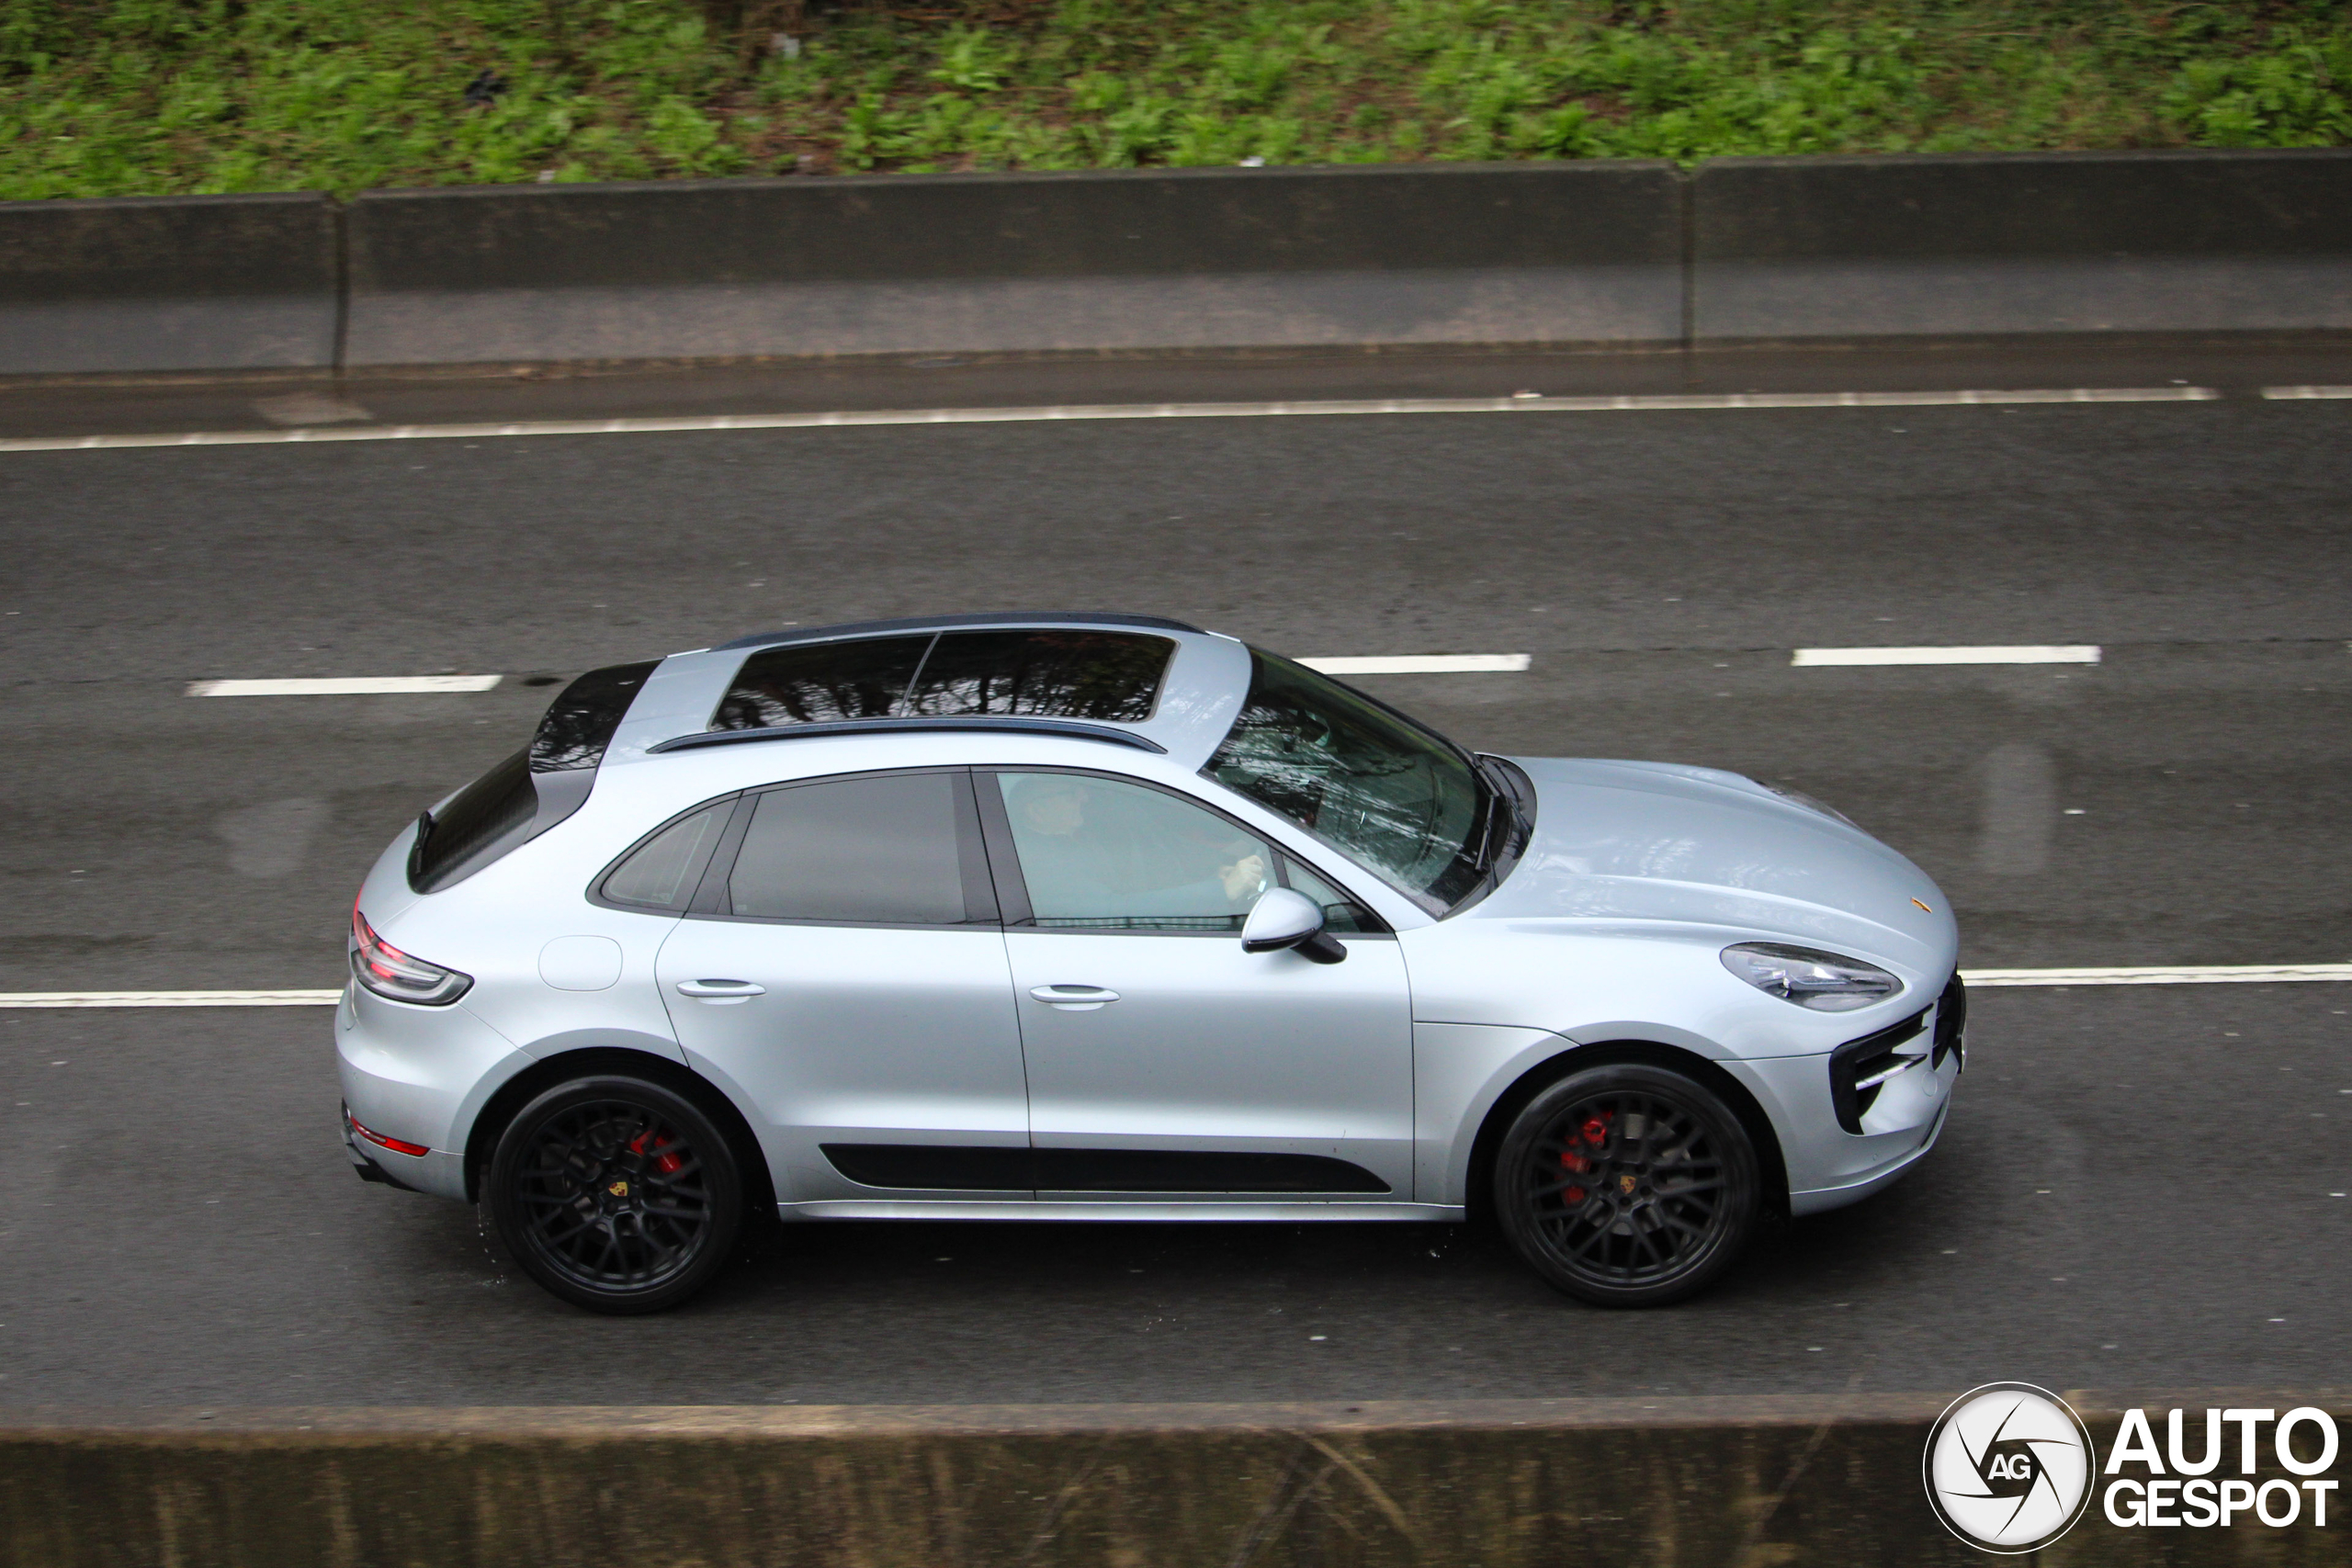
4, 0, 2348, 198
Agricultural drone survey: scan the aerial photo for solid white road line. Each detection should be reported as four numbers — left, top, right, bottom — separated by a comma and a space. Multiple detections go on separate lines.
0, 989, 344, 1008
2260, 387, 2352, 400
6, 964, 2349, 1008
1792, 646, 2100, 668
0, 387, 2222, 456
187, 675, 503, 696
1962, 964, 2352, 987
1300, 654, 1532, 674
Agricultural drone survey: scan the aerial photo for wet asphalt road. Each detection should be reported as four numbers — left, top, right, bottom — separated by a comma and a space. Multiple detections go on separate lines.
1, 350, 2346, 1404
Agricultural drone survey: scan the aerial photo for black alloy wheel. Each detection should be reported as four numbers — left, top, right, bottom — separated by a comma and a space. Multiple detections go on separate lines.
1494, 1063, 1759, 1308
489, 1076, 742, 1314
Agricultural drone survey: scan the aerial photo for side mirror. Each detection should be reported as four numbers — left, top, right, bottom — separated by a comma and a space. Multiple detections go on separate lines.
1240, 887, 1348, 965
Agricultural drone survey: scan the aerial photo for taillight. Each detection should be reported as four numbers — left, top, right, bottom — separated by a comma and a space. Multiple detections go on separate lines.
350, 903, 472, 1006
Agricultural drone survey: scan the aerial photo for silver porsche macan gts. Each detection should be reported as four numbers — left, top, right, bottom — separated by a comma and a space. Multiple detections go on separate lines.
339, 613, 1963, 1314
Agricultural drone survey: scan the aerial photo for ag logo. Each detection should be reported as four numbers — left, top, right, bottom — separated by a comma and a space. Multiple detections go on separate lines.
1924, 1383, 2096, 1552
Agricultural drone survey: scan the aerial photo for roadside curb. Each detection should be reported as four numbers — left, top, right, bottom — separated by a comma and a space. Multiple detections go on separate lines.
5, 1394, 2344, 1566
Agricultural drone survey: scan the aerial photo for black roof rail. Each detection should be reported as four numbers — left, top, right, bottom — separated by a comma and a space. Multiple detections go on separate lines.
711, 612, 1204, 653
647, 716, 1170, 756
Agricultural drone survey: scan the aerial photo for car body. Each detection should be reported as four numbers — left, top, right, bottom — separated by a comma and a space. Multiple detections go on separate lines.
339, 613, 1962, 1312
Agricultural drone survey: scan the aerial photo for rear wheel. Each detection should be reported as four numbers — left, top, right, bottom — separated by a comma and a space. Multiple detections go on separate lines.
1494, 1063, 1758, 1308
488, 1075, 741, 1314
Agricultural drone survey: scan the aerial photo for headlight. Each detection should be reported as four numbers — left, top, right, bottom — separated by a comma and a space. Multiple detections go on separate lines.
1751, 779, 1860, 830
1721, 942, 1902, 1011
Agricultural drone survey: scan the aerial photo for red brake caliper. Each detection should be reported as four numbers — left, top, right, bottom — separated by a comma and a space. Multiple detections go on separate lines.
629, 1127, 684, 1176
1557, 1111, 1613, 1205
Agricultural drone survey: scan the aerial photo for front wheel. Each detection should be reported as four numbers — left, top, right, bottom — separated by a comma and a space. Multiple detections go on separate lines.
488, 1075, 742, 1314
1494, 1063, 1759, 1308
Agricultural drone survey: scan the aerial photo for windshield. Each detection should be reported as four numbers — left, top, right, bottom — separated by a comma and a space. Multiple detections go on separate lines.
1202, 649, 1491, 914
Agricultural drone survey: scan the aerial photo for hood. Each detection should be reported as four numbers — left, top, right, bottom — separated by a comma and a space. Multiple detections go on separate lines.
1475, 757, 1956, 975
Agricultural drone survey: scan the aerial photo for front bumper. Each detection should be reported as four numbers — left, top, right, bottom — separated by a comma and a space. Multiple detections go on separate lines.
1724, 987, 1963, 1215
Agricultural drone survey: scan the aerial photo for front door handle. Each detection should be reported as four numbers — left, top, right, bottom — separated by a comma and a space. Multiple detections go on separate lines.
1030, 984, 1120, 1011
677, 979, 765, 1004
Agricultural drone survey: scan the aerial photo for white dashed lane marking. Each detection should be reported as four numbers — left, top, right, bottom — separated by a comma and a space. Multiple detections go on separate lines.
0, 990, 345, 1008
0, 386, 2222, 456
1792, 646, 2101, 667
1962, 964, 2352, 987
6, 964, 2349, 1008
187, 676, 503, 696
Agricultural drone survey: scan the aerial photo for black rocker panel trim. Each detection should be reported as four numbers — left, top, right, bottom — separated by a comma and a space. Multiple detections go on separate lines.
820, 1145, 1391, 1195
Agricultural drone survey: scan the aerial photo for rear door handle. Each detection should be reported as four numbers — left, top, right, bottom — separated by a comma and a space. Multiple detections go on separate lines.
677, 979, 765, 1004
1030, 984, 1119, 1011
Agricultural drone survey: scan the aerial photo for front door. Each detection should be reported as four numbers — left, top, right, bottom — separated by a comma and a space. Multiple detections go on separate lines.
986, 769, 1414, 1200
655, 768, 1031, 1202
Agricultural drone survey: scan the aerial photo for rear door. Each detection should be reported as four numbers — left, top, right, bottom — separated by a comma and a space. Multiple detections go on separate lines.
650, 768, 1032, 1203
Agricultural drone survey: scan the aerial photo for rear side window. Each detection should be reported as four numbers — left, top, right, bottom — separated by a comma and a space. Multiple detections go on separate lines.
727, 773, 973, 924
710, 629, 1173, 732
600, 803, 729, 910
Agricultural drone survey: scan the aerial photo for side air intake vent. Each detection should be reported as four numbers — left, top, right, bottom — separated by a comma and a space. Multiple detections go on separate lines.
1931, 973, 1968, 1072
1828, 1009, 1930, 1134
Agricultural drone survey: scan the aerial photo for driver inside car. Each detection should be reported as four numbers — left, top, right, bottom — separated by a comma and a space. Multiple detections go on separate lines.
1003, 773, 1270, 925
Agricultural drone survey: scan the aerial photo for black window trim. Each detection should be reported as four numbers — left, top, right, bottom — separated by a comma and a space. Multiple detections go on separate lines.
657, 766, 1002, 931
973, 765, 1394, 940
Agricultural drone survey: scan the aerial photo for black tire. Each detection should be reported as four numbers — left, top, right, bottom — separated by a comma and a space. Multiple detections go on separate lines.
1493, 1062, 1759, 1308
488, 1075, 742, 1314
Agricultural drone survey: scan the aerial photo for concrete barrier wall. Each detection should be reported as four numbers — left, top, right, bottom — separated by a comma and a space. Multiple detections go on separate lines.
2, 150, 2349, 378
1691, 149, 2352, 344
341, 163, 1682, 367
2, 1397, 2345, 1568
0, 192, 339, 376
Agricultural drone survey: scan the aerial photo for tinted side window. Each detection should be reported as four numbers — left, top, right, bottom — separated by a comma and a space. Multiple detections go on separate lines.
728, 773, 968, 924
601, 803, 729, 910
1280, 855, 1377, 935
997, 772, 1274, 931
713, 635, 933, 730
906, 631, 1172, 721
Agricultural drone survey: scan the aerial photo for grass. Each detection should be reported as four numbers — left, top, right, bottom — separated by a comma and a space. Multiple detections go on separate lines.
3, 0, 2348, 199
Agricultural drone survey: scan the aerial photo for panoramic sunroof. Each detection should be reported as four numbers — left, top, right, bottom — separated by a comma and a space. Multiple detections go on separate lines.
711, 629, 1176, 731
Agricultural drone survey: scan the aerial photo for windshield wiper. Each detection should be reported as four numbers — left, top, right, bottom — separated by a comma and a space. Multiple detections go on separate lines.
1474, 754, 1535, 874
1468, 758, 1510, 873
